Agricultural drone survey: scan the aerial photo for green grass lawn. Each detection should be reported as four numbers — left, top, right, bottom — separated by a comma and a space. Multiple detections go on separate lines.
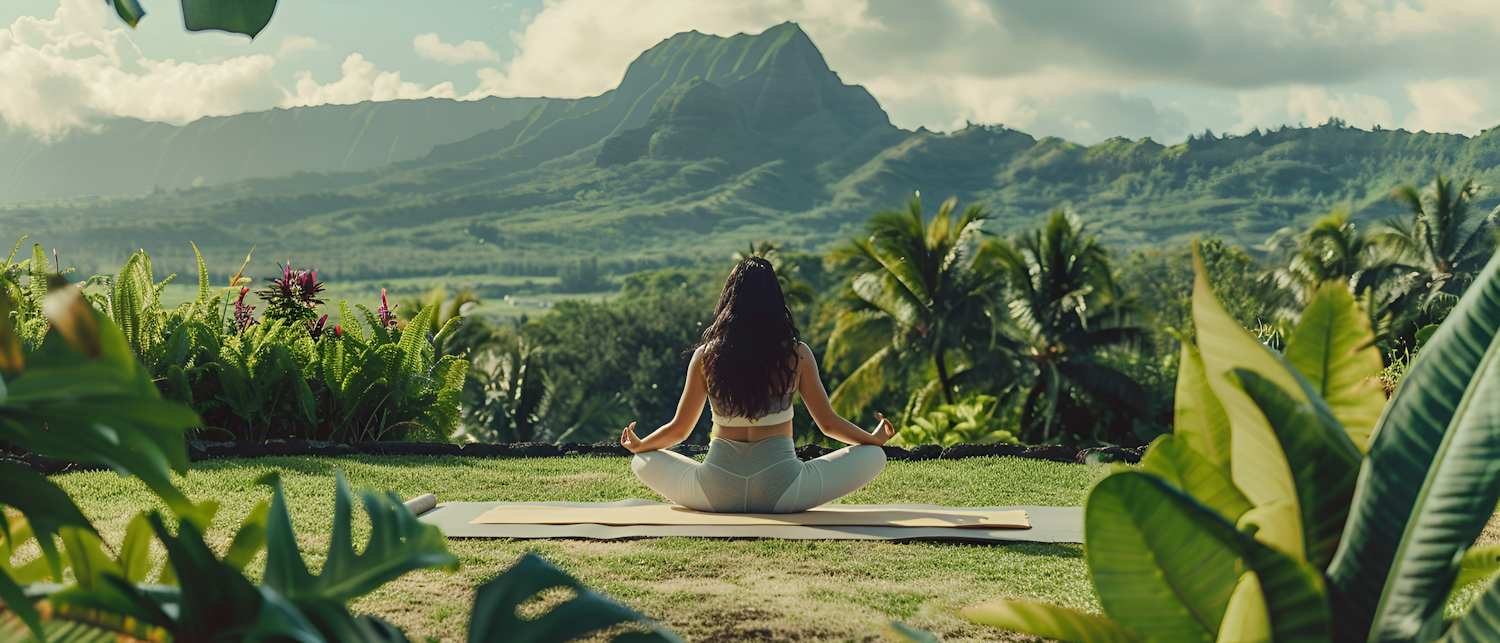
51, 455, 1107, 642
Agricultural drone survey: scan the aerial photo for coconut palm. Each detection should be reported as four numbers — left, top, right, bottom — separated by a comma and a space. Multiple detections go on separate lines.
984, 209, 1147, 444
1376, 175, 1500, 312
824, 196, 1002, 419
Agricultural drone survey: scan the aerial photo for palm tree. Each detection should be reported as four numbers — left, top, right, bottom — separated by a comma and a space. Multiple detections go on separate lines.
984, 209, 1147, 444
1375, 175, 1500, 312
825, 196, 1001, 418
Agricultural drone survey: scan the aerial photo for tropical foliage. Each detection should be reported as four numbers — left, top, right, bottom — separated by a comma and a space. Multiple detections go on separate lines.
0, 275, 678, 641
1, 243, 468, 444
938, 242, 1500, 643
825, 196, 1004, 422
887, 394, 1017, 448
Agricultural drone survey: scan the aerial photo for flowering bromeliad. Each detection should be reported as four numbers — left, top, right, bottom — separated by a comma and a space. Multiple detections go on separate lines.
377, 288, 399, 329
258, 262, 327, 326
233, 287, 257, 333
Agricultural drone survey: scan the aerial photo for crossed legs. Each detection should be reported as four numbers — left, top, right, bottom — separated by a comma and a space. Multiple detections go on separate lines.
631, 445, 886, 513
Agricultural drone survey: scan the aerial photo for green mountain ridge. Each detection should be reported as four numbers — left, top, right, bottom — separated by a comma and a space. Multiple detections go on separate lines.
3, 23, 1500, 284
0, 96, 545, 203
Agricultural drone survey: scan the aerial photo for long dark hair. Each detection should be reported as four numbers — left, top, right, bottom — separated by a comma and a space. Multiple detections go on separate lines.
693, 257, 802, 418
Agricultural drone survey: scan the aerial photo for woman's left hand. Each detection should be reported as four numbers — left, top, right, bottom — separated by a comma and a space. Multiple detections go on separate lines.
620, 422, 648, 453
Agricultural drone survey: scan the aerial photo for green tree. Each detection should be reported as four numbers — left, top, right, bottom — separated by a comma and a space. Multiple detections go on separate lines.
825, 196, 1001, 419
1377, 175, 1500, 312
986, 209, 1148, 444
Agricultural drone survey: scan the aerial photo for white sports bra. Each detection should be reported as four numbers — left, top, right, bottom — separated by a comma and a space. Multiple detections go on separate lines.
708, 392, 795, 426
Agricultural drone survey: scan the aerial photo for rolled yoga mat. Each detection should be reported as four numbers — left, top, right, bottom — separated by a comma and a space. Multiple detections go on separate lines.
404, 494, 438, 516
419, 499, 1083, 544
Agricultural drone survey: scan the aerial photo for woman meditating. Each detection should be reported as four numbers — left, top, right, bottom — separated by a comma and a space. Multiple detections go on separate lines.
620, 257, 896, 513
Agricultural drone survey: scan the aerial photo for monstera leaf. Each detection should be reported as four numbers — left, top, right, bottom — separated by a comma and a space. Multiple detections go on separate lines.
261, 470, 457, 604
468, 553, 682, 643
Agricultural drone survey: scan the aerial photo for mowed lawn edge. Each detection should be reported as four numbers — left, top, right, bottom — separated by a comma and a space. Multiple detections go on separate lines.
51, 455, 1108, 642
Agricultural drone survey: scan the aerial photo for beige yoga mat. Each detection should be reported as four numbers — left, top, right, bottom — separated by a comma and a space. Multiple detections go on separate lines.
421, 500, 1083, 543
471, 503, 1030, 529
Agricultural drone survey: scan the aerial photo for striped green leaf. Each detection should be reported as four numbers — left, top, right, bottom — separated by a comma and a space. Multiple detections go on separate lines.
1282, 281, 1387, 452
1327, 249, 1500, 643
1175, 342, 1233, 471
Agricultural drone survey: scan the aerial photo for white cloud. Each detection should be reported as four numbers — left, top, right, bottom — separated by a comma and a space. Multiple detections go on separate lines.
0, 0, 460, 140
1403, 78, 1498, 135
277, 34, 329, 60
1232, 85, 1394, 133
457, 0, 1500, 139
292, 54, 456, 106
413, 33, 500, 65
0, 0, 287, 140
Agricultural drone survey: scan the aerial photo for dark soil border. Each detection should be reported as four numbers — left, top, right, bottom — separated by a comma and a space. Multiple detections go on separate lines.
5, 441, 1143, 476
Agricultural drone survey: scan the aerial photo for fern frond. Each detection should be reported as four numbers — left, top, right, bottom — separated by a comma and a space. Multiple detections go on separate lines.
191, 241, 211, 307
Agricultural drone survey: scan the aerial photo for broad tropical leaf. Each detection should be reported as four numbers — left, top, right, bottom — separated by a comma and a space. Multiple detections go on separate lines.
962, 599, 1142, 642
261, 470, 457, 604
467, 553, 682, 643
1170, 340, 1230, 470
1191, 242, 1304, 560
1085, 471, 1242, 642
1140, 434, 1252, 523
1327, 248, 1500, 643
1233, 369, 1362, 571
1282, 281, 1387, 451
1216, 573, 1271, 643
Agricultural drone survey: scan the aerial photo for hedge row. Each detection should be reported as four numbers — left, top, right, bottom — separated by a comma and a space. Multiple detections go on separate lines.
4, 440, 1143, 476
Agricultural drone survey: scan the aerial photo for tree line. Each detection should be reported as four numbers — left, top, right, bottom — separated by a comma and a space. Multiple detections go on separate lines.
455, 173, 1499, 448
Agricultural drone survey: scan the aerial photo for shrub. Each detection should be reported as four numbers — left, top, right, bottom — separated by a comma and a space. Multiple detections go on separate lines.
889, 395, 1017, 447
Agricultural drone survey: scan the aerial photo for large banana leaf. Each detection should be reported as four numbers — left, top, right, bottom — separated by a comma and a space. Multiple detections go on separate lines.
1140, 434, 1253, 523
1087, 471, 1329, 643
1282, 282, 1387, 452
1175, 342, 1233, 471
1216, 573, 1270, 643
261, 470, 457, 604
1233, 369, 1361, 571
1085, 470, 1242, 642
1190, 243, 1304, 560
962, 599, 1142, 642
467, 553, 682, 643
1327, 249, 1500, 643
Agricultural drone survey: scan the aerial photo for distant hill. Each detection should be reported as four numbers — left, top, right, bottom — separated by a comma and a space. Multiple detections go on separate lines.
4, 22, 1500, 285
0, 96, 543, 202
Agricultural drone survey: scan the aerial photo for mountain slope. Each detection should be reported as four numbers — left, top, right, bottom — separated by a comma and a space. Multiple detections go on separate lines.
0, 96, 544, 203
3, 23, 1500, 287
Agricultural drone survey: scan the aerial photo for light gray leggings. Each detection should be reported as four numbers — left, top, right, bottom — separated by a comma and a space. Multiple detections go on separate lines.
631, 436, 887, 513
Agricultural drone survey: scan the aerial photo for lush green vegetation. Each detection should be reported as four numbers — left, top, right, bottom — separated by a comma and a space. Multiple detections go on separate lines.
0, 283, 677, 641
926, 242, 1500, 642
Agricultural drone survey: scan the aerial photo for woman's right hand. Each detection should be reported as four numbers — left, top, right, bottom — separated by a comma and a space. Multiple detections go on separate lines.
869, 413, 896, 446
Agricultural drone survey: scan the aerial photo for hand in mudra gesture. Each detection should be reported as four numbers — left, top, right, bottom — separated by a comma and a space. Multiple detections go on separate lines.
870, 412, 896, 446
620, 422, 648, 454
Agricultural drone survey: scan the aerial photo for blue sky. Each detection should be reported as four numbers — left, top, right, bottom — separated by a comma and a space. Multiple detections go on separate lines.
3, 0, 1498, 145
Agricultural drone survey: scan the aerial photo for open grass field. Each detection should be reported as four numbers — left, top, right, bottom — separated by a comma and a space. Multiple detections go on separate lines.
53, 455, 1108, 642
